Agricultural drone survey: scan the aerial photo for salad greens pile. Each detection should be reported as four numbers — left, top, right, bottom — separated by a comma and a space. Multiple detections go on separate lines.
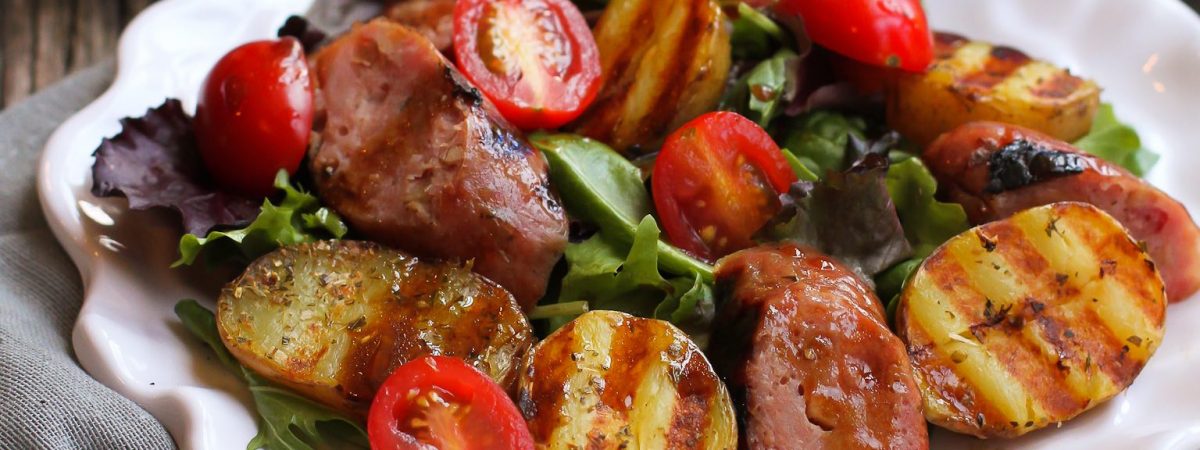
530, 134, 716, 339
175, 300, 368, 450
174, 170, 347, 267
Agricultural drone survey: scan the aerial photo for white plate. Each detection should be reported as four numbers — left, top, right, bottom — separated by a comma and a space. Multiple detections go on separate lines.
36, 0, 1200, 448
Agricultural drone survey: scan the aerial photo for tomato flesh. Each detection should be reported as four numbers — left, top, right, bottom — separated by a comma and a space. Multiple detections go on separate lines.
776, 0, 933, 72
454, 0, 601, 130
368, 356, 533, 450
652, 112, 797, 261
194, 38, 313, 198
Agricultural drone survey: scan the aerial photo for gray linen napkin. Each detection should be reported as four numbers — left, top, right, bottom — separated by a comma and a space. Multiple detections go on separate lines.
0, 61, 175, 449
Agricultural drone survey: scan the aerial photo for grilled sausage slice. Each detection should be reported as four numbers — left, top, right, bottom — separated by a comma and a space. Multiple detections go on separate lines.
382, 0, 454, 53
924, 121, 1200, 301
308, 20, 569, 308
709, 244, 928, 450
217, 240, 534, 417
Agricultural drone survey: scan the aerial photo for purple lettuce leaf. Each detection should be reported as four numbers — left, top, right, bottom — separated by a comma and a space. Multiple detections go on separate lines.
757, 153, 913, 283
91, 99, 260, 235
277, 15, 328, 52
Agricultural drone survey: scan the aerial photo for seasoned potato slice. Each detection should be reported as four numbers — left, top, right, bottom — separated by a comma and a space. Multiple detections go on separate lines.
887, 32, 1100, 146
517, 311, 736, 450
570, 0, 731, 154
217, 240, 534, 416
896, 202, 1166, 438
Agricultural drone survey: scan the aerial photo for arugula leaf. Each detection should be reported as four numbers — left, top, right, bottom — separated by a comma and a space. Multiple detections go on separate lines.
885, 154, 970, 257
781, 111, 868, 177
531, 133, 712, 280
1074, 103, 1159, 177
174, 171, 347, 267
174, 300, 368, 450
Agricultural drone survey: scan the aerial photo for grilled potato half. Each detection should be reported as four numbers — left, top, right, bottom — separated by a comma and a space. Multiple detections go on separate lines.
216, 240, 534, 416
571, 0, 731, 154
517, 310, 736, 450
896, 202, 1166, 438
887, 32, 1100, 146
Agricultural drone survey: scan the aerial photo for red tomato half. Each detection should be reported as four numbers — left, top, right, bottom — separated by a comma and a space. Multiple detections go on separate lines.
776, 0, 933, 72
652, 112, 797, 261
367, 356, 534, 450
194, 38, 313, 198
453, 0, 601, 130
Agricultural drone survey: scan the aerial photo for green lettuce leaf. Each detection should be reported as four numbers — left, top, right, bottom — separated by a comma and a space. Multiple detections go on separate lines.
738, 49, 800, 127
174, 300, 368, 450
531, 133, 712, 280
885, 154, 971, 258
174, 171, 347, 267
553, 216, 715, 339
781, 111, 868, 177
730, 2, 787, 60
1074, 103, 1159, 177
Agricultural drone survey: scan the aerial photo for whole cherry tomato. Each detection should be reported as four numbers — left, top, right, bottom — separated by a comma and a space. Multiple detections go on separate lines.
775, 0, 933, 72
652, 112, 797, 261
453, 0, 601, 130
367, 355, 534, 450
194, 37, 313, 198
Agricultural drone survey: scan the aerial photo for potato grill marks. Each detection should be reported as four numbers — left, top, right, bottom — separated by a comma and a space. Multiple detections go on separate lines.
517, 311, 735, 450
216, 240, 533, 417
898, 203, 1166, 438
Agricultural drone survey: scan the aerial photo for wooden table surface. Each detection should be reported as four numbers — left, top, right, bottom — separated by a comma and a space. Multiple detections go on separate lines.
2, 0, 1199, 109
0, 0, 157, 108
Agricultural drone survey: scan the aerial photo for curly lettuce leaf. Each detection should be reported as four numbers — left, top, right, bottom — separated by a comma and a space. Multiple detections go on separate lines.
885, 154, 971, 258
552, 216, 716, 340
174, 300, 368, 450
1074, 103, 1159, 177
174, 171, 347, 267
91, 99, 260, 235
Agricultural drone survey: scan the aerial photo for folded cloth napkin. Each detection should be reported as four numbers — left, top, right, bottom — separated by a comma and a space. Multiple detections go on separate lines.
0, 61, 175, 449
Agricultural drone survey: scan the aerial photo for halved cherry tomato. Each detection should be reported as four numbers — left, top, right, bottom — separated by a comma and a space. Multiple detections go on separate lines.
775, 0, 933, 72
367, 355, 534, 450
194, 37, 313, 198
652, 112, 797, 261
453, 0, 601, 130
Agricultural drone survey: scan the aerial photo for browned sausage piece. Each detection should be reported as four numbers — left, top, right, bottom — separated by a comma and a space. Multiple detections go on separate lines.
924, 121, 1200, 301
709, 244, 928, 450
309, 20, 568, 309
381, 0, 454, 53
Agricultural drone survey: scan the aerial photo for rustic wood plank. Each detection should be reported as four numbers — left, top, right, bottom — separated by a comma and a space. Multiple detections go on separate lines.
69, 0, 122, 74
3, 0, 37, 107
35, 0, 75, 91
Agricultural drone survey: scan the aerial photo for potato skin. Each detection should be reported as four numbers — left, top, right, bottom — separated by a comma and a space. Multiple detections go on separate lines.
517, 311, 737, 450
570, 0, 731, 154
709, 244, 928, 450
216, 240, 534, 417
887, 32, 1099, 146
896, 202, 1166, 438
